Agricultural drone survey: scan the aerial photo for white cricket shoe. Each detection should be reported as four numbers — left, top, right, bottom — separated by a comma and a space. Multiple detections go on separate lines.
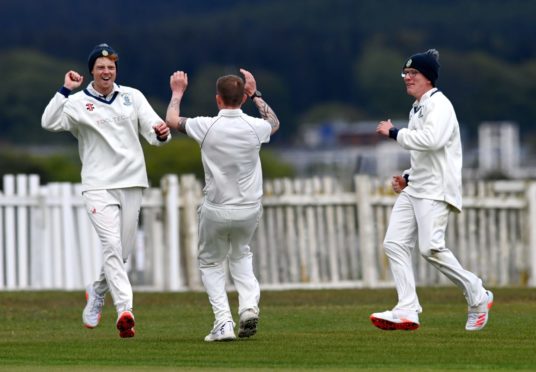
83, 285, 104, 329
238, 308, 259, 338
466, 290, 494, 331
116, 310, 136, 338
204, 320, 236, 342
370, 309, 420, 331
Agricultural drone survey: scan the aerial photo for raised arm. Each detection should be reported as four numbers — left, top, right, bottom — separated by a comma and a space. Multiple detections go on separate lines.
165, 71, 189, 134
42, 70, 84, 132
240, 68, 280, 134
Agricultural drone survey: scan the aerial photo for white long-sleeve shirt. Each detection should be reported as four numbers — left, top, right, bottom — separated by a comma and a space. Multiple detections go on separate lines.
185, 109, 272, 206
42, 82, 169, 191
397, 88, 463, 212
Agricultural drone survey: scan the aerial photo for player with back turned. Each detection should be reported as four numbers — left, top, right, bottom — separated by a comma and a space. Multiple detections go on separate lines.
372, 49, 493, 331
165, 68, 280, 341
41, 43, 171, 338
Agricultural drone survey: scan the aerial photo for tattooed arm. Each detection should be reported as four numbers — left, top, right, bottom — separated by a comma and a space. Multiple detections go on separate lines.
240, 68, 280, 134
252, 96, 280, 134
166, 71, 189, 134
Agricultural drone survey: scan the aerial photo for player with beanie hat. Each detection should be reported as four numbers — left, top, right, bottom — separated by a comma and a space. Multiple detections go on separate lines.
42, 41, 171, 339
88, 43, 119, 73
402, 49, 440, 86
373, 47, 493, 333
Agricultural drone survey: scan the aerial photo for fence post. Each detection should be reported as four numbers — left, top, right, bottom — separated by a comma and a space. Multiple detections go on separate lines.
29, 175, 42, 288
61, 183, 78, 289
323, 177, 339, 283
142, 189, 165, 290
0, 182, 4, 290
40, 183, 54, 288
0, 177, 5, 289
4, 175, 16, 289
161, 175, 181, 291
180, 175, 202, 290
527, 182, 536, 287
305, 178, 319, 283
16, 175, 29, 288
355, 175, 378, 287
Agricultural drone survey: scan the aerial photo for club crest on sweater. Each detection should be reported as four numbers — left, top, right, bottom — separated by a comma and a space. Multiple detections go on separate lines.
122, 93, 132, 106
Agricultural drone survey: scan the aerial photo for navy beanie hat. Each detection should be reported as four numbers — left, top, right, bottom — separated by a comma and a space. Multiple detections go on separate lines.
87, 43, 119, 73
403, 49, 440, 86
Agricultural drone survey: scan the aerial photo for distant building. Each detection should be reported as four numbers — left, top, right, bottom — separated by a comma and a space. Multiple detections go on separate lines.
298, 121, 387, 148
478, 122, 520, 177
282, 119, 535, 187
281, 120, 410, 186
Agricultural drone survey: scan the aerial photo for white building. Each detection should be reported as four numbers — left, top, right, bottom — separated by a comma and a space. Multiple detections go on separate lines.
281, 120, 410, 187
478, 122, 520, 177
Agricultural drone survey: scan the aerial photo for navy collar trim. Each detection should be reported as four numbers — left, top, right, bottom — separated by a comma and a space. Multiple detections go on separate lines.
83, 89, 119, 104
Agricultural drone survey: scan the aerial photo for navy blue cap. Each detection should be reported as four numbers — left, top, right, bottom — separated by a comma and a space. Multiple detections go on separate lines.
403, 49, 440, 86
88, 43, 119, 73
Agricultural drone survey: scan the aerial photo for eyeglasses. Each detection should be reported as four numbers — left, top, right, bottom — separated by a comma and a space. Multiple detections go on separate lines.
401, 70, 419, 78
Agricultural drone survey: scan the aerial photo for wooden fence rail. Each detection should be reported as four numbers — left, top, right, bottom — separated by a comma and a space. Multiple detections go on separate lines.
1, 174, 535, 291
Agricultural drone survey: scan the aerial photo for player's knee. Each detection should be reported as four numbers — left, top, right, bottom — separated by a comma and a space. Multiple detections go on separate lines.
383, 239, 399, 257
229, 249, 252, 262
198, 252, 227, 267
198, 260, 218, 269
419, 246, 436, 258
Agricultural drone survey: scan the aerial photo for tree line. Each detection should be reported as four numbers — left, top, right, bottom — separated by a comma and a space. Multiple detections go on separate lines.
0, 0, 535, 181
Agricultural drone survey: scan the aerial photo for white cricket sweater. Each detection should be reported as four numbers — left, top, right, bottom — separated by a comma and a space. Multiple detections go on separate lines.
397, 88, 463, 212
41, 83, 169, 191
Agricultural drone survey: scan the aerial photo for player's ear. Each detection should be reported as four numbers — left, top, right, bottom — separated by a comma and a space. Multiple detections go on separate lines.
216, 94, 223, 108
241, 94, 248, 105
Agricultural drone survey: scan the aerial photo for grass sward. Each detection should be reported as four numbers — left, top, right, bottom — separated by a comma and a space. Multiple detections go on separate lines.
1, 287, 535, 370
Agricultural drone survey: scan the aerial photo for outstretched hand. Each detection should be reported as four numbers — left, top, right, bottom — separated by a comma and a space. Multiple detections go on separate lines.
170, 71, 188, 95
64, 70, 84, 90
240, 68, 257, 98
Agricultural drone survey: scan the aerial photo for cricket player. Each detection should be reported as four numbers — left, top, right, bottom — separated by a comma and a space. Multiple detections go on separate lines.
41, 43, 170, 338
165, 68, 280, 341
372, 49, 493, 331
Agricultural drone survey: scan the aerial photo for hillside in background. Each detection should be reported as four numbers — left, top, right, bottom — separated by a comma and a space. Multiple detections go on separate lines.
1, 0, 535, 146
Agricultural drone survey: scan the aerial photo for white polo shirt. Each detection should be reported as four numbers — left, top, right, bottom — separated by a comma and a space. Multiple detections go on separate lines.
186, 109, 272, 206
42, 82, 168, 191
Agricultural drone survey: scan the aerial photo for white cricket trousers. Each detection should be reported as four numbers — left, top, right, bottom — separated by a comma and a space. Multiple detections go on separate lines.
198, 201, 262, 326
82, 188, 142, 314
384, 192, 487, 312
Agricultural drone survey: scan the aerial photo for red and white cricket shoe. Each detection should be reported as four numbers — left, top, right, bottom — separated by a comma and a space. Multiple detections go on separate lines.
370, 309, 420, 331
465, 290, 494, 331
116, 310, 136, 338
83, 284, 104, 329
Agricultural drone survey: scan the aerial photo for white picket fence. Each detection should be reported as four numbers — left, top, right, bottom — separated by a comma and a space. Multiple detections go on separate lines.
1, 174, 535, 291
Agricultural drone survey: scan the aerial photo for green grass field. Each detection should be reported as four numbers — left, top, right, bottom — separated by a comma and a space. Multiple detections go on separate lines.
1, 287, 535, 371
